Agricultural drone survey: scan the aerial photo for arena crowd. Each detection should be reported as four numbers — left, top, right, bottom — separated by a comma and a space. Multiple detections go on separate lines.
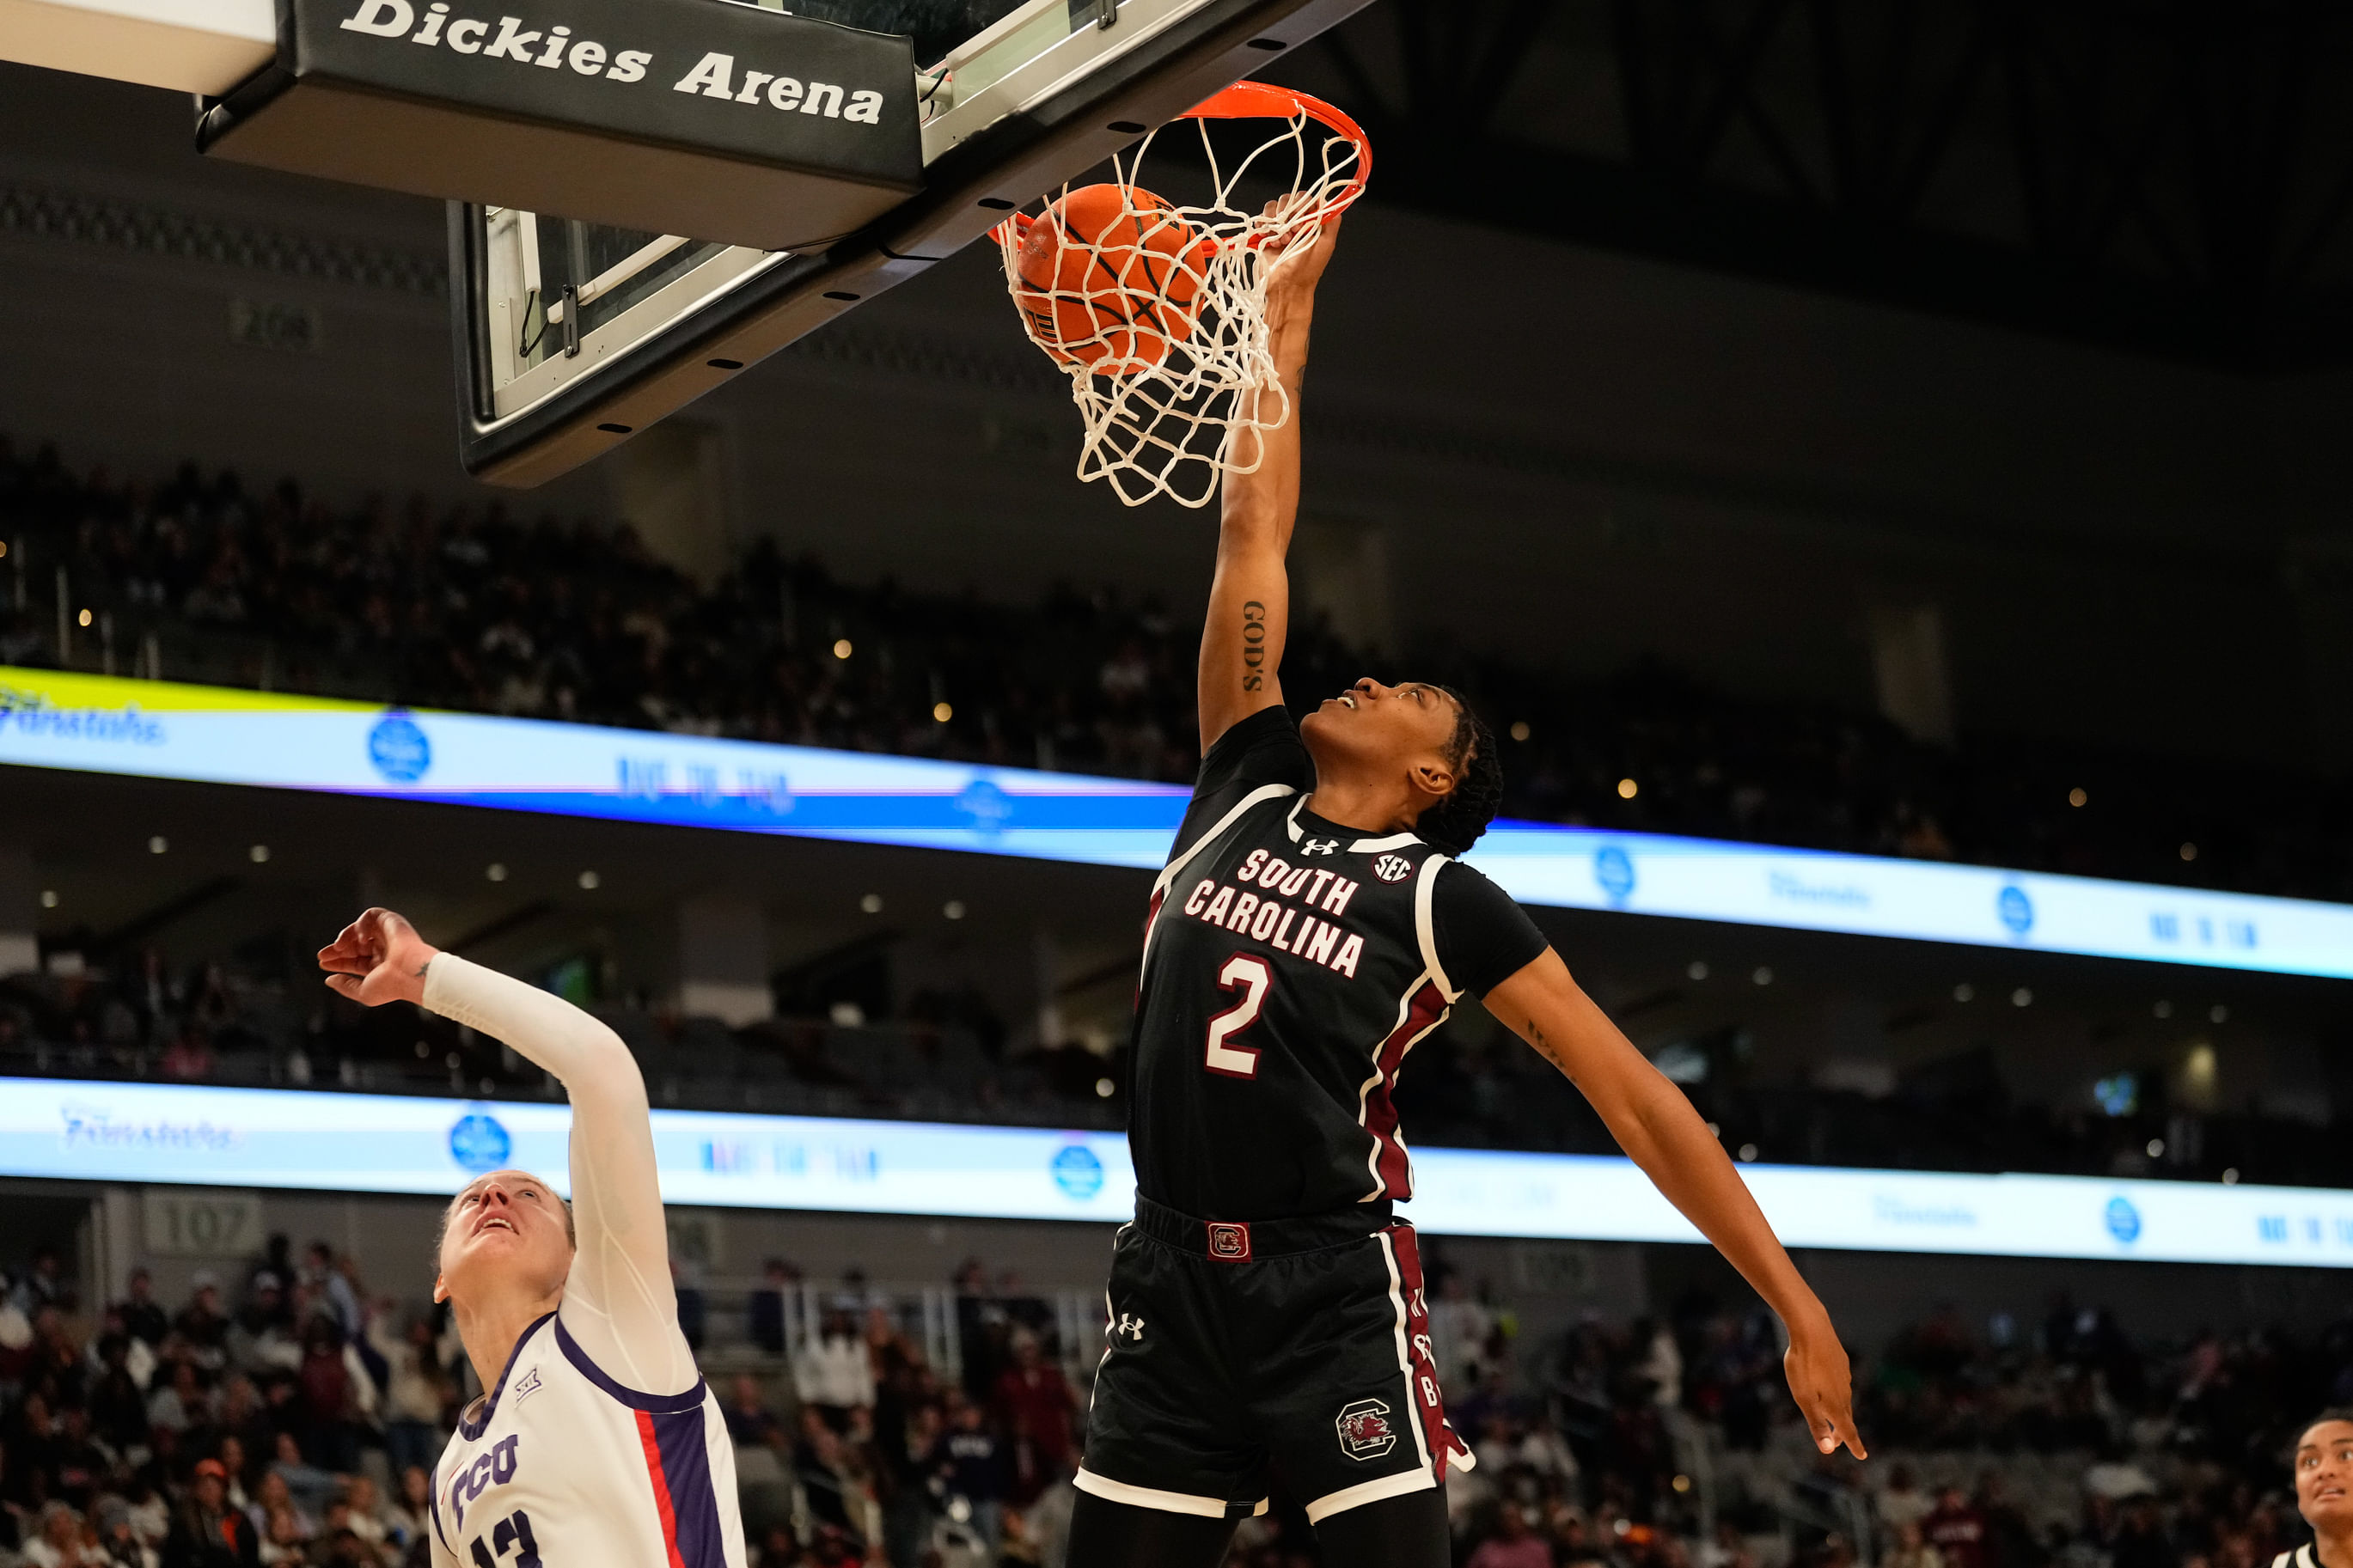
0, 438, 2344, 906
0, 1240, 2341, 1568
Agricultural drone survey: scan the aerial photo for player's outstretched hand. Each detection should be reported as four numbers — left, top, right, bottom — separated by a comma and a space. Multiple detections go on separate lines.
1262, 199, 1342, 327
318, 907, 441, 1009
1784, 1316, 1867, 1460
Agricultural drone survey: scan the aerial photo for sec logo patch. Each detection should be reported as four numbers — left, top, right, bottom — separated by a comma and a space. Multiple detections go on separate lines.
1373, 854, 1413, 883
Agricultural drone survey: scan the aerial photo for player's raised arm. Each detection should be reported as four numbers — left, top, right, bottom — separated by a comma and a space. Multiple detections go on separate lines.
1195, 214, 1342, 753
318, 907, 697, 1396
1482, 949, 1867, 1461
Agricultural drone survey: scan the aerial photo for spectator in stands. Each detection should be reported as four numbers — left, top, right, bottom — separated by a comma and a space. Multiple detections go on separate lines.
9, 1247, 68, 1315
21, 1500, 97, 1568
297, 1248, 359, 1342
364, 1310, 443, 1481
226, 1278, 296, 1376
1879, 1464, 1934, 1534
748, 1259, 798, 1356
1465, 1502, 1551, 1568
792, 1308, 874, 1426
119, 1272, 169, 1350
989, 1331, 1073, 1508
1927, 1485, 1989, 1568
1888, 1520, 1944, 1568
161, 1461, 258, 1568
172, 1274, 229, 1370
724, 1375, 785, 1449
929, 1394, 1008, 1553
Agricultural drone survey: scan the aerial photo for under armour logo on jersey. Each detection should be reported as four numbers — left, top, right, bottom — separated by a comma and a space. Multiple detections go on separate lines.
1372, 853, 1414, 883
1300, 838, 1341, 856
1111, 1314, 1146, 1343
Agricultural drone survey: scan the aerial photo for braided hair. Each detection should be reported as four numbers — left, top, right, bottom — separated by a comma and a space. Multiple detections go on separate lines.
1414, 686, 1503, 856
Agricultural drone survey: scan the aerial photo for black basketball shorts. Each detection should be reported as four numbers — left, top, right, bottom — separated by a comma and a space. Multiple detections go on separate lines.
1074, 1197, 1475, 1526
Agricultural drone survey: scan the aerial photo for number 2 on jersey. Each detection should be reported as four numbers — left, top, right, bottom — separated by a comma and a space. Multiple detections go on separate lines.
1203, 954, 1272, 1078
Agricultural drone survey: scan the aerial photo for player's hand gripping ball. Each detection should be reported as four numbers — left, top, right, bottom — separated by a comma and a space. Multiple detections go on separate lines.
1011, 185, 1213, 375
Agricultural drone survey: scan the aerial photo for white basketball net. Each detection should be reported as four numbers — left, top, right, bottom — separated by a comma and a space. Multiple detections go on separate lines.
993, 95, 1367, 509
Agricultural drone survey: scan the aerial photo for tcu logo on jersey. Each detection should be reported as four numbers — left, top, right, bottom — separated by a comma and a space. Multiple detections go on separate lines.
1299, 838, 1342, 857
1335, 1399, 1397, 1461
1372, 853, 1414, 883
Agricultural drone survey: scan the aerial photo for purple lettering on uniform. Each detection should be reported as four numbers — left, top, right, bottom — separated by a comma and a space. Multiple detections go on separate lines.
492, 1435, 519, 1485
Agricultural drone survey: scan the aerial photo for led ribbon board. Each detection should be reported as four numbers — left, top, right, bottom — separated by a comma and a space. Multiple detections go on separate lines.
3, 668, 2350, 979
7, 1076, 2351, 1266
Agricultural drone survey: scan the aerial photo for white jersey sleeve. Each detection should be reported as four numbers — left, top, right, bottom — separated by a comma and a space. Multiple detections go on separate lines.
421, 954, 697, 1397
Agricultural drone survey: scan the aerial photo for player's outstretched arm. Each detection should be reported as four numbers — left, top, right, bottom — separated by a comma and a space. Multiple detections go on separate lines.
1195, 214, 1342, 753
318, 908, 696, 1395
1482, 949, 1867, 1461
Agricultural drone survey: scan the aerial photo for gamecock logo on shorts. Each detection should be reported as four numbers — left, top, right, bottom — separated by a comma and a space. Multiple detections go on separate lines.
1372, 853, 1413, 883
1335, 1398, 1397, 1461
1206, 1223, 1251, 1261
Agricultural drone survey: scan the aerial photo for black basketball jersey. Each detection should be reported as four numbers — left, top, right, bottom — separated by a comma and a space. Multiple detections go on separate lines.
1129, 707, 1550, 1221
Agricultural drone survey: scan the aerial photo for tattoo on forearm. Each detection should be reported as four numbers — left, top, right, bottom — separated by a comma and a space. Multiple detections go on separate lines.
1241, 600, 1268, 692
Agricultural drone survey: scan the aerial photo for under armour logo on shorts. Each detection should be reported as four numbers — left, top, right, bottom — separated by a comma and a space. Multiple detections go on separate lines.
1206, 1222, 1252, 1261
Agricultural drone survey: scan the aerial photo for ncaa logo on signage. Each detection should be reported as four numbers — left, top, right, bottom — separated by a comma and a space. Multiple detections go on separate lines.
2105, 1196, 2142, 1244
1997, 885, 2034, 937
1593, 845, 1635, 904
1335, 1399, 1397, 1461
1050, 1144, 1103, 1199
368, 711, 431, 783
448, 1112, 510, 1173
1373, 854, 1413, 883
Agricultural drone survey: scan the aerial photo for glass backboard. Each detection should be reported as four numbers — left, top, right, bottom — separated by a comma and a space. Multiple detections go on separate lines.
452, 0, 1374, 486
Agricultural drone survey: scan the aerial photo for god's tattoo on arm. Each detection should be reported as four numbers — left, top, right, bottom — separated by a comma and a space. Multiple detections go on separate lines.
1241, 600, 1268, 692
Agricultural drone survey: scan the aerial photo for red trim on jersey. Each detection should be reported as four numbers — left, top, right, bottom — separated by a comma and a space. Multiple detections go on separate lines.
1361, 980, 1447, 1199
1384, 1224, 1469, 1485
634, 1410, 689, 1568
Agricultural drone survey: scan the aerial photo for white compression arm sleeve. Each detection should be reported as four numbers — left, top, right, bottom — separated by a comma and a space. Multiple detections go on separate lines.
421, 953, 697, 1397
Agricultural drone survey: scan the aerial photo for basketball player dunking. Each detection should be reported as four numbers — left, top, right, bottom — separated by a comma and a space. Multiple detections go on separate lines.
317, 909, 745, 1568
1064, 215, 1865, 1568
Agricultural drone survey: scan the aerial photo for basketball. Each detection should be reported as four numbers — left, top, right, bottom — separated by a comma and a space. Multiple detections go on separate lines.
1011, 184, 1211, 374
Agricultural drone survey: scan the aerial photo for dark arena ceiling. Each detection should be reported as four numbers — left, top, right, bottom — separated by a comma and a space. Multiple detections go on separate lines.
1255, 0, 2353, 370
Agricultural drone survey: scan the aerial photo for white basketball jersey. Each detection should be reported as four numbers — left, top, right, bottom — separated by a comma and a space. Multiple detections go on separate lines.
429, 1311, 745, 1568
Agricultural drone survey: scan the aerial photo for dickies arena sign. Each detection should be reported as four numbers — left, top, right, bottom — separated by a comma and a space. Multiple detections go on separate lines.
196, 0, 921, 252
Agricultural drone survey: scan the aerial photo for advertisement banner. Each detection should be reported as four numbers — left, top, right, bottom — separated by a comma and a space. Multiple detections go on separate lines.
3, 1077, 2350, 1267
2, 668, 2350, 978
